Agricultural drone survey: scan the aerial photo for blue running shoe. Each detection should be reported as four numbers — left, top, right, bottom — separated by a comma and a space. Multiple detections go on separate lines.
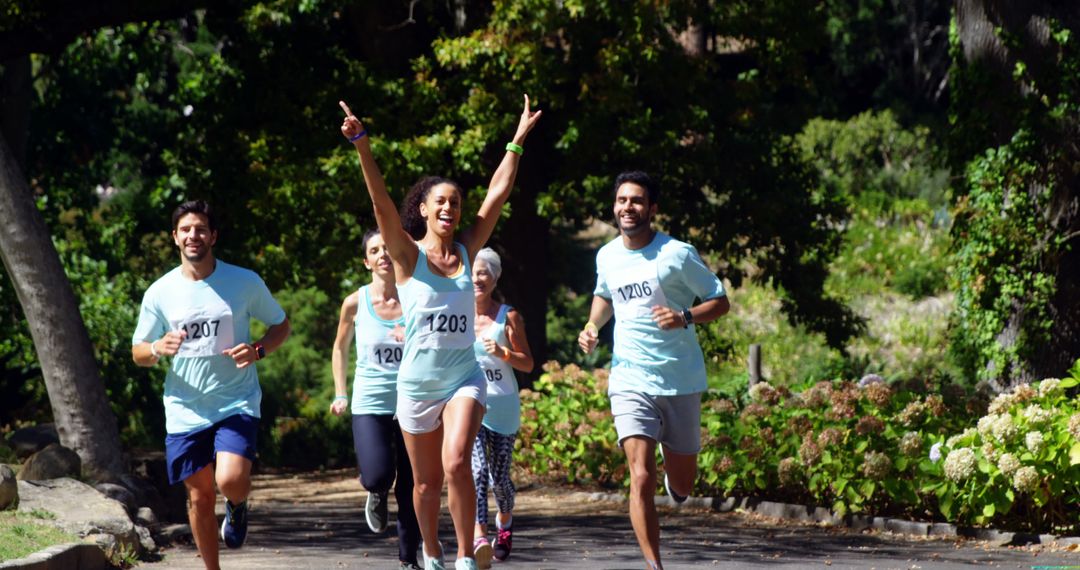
220, 499, 249, 548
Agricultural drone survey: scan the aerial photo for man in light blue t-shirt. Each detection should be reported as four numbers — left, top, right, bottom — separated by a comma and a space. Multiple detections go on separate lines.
132, 200, 290, 569
579, 171, 729, 570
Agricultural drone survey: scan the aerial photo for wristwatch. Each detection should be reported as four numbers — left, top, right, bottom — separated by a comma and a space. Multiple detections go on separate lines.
681, 309, 693, 328
253, 342, 266, 360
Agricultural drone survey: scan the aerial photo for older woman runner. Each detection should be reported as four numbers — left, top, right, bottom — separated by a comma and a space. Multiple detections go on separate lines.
338, 96, 540, 570
329, 229, 422, 569
468, 247, 534, 568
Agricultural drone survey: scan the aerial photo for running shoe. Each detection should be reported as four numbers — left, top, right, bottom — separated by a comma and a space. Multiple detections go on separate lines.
473, 537, 493, 569
220, 499, 249, 548
365, 490, 389, 533
664, 473, 688, 504
399, 563, 422, 570
493, 525, 512, 561
423, 542, 445, 570
454, 558, 479, 570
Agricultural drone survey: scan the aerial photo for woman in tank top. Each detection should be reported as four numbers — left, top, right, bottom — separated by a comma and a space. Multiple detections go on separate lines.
338, 96, 541, 570
328, 229, 421, 568
468, 248, 533, 567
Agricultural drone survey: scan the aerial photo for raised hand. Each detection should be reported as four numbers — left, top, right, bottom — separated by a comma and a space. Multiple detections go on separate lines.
511, 94, 542, 144
339, 100, 366, 142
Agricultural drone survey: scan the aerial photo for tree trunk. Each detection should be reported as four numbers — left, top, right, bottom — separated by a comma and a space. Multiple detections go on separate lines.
0, 132, 125, 481
954, 0, 1080, 387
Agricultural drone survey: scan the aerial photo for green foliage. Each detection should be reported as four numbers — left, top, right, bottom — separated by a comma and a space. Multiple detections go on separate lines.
254, 286, 352, 469
927, 374, 1080, 532
949, 131, 1059, 384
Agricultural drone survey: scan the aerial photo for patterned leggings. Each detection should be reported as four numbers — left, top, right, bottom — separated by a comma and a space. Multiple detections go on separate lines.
472, 425, 517, 526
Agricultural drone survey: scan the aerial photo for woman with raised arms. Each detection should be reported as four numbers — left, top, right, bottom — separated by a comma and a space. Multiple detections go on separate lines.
338, 96, 540, 570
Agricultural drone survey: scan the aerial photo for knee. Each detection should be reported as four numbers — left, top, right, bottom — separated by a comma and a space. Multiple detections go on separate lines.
414, 480, 441, 502
444, 455, 471, 484
187, 486, 216, 515
628, 463, 655, 492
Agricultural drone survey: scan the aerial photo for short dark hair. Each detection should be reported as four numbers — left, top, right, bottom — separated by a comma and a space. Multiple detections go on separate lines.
171, 200, 217, 231
613, 171, 659, 205
361, 228, 381, 252
400, 176, 463, 240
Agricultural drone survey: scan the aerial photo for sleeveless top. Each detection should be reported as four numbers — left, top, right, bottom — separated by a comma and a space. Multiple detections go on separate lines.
474, 304, 520, 434
397, 242, 481, 400
351, 285, 404, 415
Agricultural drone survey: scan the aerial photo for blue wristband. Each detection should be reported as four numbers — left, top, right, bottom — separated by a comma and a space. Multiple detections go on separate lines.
333, 395, 348, 401
348, 130, 367, 142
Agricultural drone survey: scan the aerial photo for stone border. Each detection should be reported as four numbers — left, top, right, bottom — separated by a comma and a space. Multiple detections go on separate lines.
0, 543, 107, 570
575, 490, 1080, 547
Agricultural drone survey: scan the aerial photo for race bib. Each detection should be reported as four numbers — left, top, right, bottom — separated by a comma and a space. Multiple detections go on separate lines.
608, 262, 668, 321
411, 290, 475, 350
366, 338, 404, 372
171, 301, 236, 358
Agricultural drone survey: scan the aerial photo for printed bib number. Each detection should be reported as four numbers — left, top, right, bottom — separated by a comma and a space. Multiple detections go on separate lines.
484, 368, 504, 382
368, 342, 403, 371
608, 264, 667, 321
172, 306, 235, 358
411, 290, 475, 350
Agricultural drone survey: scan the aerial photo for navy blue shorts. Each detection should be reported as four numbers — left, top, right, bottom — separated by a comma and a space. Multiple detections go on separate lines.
165, 414, 258, 485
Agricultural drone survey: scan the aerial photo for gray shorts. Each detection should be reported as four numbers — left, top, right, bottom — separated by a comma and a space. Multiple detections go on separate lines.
396, 368, 486, 435
610, 391, 702, 454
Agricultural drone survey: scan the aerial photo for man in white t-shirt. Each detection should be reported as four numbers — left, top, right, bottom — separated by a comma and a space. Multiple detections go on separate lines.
578, 171, 729, 570
132, 200, 290, 570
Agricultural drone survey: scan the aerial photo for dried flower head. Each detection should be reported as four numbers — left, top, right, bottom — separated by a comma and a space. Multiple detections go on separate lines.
799, 433, 822, 465
862, 451, 892, 479
778, 457, 801, 486
924, 395, 946, 417
864, 382, 893, 407
817, 428, 844, 448
855, 415, 886, 436
710, 398, 737, 415
899, 432, 923, 457
897, 400, 926, 426
749, 382, 780, 405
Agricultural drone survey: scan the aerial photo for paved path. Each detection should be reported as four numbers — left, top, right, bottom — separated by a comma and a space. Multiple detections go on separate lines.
137, 470, 1080, 569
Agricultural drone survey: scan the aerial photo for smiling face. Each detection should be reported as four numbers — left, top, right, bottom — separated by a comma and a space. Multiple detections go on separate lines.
472, 258, 497, 300
172, 212, 217, 263
362, 232, 393, 279
613, 182, 656, 238
419, 183, 463, 238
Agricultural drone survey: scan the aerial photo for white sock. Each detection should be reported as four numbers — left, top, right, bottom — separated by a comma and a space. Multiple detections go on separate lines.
496, 514, 512, 530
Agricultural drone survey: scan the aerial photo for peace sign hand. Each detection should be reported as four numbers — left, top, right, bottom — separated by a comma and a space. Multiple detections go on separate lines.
339, 100, 366, 142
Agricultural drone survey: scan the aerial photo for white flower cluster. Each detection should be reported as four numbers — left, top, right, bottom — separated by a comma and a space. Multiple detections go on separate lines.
862, 451, 892, 479
943, 447, 977, 482
1012, 466, 1040, 493
1069, 413, 1080, 441
1025, 431, 1045, 454
996, 453, 1020, 477
1021, 404, 1053, 426
981, 442, 999, 462
990, 414, 1018, 442
947, 428, 978, 448
1037, 378, 1061, 397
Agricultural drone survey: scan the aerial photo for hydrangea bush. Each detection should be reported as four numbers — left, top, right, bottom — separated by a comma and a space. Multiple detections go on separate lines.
519, 360, 1080, 533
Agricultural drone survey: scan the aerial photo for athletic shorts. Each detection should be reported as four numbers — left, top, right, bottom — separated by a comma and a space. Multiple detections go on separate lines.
396, 369, 486, 435
164, 413, 258, 485
609, 391, 702, 455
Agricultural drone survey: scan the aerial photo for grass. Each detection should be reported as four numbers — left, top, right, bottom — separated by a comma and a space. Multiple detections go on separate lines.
0, 509, 78, 562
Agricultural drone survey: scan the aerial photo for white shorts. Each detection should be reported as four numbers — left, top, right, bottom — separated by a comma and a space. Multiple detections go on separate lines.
396, 369, 486, 434
610, 391, 702, 454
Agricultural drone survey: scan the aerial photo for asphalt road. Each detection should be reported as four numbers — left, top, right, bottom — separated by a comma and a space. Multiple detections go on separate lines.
136, 471, 1080, 570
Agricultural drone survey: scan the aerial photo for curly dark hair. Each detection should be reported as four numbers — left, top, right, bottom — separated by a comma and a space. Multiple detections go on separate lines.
400, 176, 462, 240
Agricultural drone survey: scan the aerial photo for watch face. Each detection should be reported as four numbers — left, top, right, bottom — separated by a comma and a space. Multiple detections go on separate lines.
256, 344, 266, 359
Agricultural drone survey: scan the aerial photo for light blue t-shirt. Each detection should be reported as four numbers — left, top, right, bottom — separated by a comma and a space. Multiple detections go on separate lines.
474, 304, 520, 434
132, 261, 287, 434
593, 232, 725, 395
397, 243, 481, 400
352, 286, 404, 415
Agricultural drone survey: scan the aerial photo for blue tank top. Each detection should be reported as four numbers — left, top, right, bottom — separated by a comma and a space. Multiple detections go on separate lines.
351, 286, 404, 415
474, 304, 520, 434
397, 242, 481, 400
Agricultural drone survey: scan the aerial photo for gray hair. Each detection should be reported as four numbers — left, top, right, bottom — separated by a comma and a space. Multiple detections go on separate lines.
474, 247, 502, 281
